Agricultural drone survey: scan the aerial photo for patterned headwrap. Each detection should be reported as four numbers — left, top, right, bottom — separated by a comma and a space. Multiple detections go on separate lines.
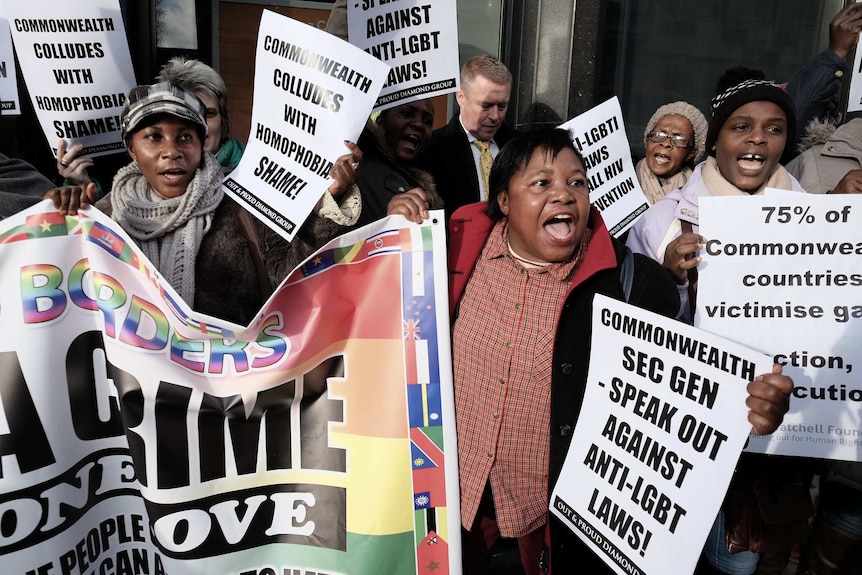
121, 82, 207, 142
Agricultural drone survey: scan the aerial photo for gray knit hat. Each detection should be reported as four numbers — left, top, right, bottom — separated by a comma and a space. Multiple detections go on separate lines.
644, 101, 708, 163
121, 82, 207, 142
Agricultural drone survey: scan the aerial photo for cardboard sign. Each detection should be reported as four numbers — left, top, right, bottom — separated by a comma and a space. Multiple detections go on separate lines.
0, 4, 20, 115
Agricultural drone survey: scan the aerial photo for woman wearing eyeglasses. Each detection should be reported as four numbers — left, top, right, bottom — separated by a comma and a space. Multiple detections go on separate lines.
637, 101, 708, 204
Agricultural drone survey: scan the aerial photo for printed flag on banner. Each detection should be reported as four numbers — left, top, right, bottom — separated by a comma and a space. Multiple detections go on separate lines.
0, 202, 460, 575
0, 210, 73, 243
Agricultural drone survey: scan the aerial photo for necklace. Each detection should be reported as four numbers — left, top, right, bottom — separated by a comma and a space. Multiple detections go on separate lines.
507, 239, 551, 268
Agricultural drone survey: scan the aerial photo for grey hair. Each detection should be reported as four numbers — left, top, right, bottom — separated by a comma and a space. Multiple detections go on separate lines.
157, 56, 230, 140
461, 54, 512, 93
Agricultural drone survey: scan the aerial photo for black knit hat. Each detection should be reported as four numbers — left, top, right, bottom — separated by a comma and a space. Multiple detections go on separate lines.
705, 76, 797, 162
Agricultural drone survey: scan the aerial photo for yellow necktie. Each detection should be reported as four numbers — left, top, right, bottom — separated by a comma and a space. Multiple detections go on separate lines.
473, 140, 493, 201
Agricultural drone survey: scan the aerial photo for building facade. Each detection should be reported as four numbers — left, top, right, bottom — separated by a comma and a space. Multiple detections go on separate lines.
0, 0, 850, 174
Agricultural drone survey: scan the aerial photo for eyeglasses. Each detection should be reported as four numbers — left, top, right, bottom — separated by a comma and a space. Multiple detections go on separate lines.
646, 131, 692, 148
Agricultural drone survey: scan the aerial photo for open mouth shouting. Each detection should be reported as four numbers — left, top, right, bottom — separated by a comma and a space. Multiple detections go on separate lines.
502, 146, 589, 264
150, 163, 196, 198
402, 133, 422, 150
396, 132, 425, 161
544, 212, 576, 242
737, 153, 766, 174
652, 152, 671, 166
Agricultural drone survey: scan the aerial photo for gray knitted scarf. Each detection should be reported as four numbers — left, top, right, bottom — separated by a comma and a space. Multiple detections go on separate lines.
110, 152, 224, 304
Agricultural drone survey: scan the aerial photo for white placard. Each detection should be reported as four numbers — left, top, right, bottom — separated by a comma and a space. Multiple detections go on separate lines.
697, 192, 862, 461
223, 10, 388, 242
559, 97, 649, 237
551, 295, 770, 575
0, 4, 20, 115
347, 0, 459, 110
5, 0, 136, 156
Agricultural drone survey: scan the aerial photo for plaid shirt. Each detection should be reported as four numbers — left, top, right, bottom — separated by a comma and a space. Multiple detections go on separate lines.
452, 220, 588, 537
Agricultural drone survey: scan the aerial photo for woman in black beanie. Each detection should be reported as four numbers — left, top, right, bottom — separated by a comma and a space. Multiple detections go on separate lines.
627, 67, 805, 324
628, 67, 807, 575
705, 67, 798, 166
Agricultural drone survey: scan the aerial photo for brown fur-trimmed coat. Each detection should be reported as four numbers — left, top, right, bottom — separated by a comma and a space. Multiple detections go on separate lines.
354, 118, 443, 227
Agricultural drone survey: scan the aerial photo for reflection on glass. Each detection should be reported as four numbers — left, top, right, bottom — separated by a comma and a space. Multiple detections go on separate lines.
156, 0, 198, 50
457, 0, 502, 65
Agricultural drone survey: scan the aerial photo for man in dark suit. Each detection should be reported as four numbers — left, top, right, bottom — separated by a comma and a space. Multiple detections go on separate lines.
423, 55, 518, 218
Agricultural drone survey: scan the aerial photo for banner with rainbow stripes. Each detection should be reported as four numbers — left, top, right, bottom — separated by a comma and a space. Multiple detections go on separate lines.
0, 201, 460, 575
